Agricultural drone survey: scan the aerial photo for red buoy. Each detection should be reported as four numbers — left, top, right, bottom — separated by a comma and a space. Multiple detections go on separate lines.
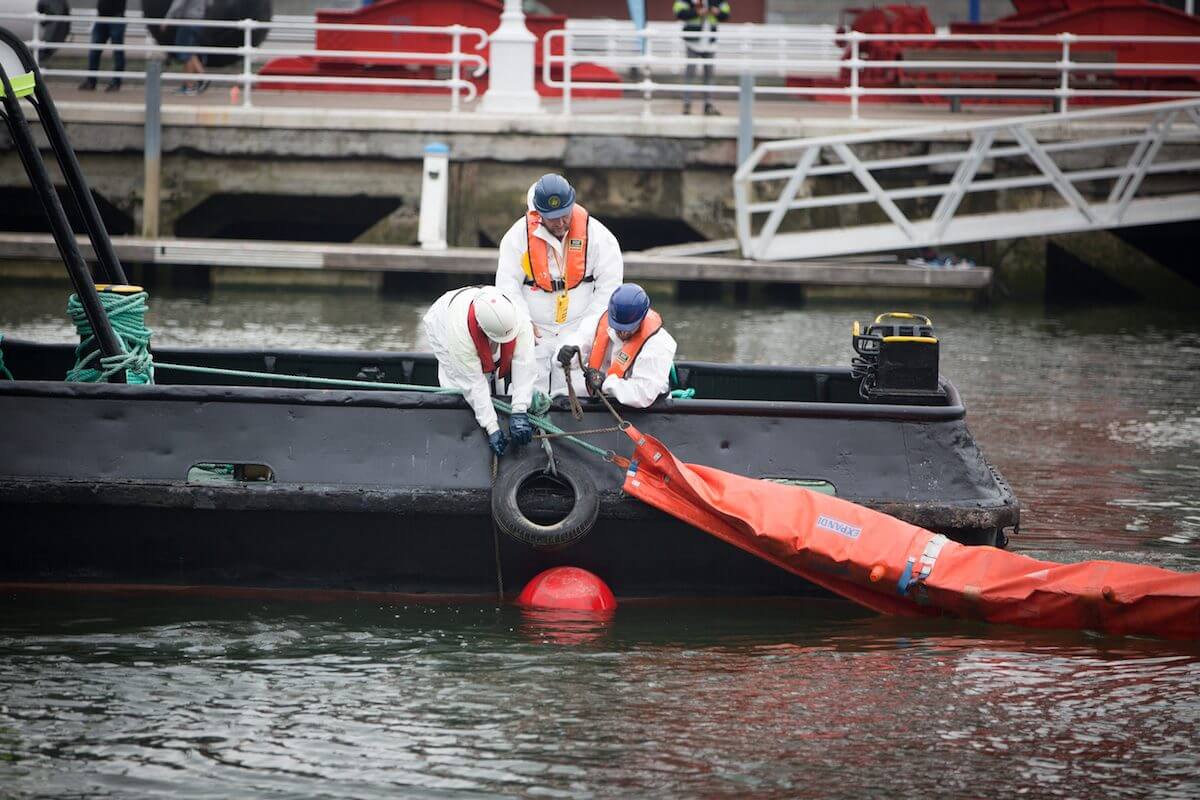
516, 566, 616, 611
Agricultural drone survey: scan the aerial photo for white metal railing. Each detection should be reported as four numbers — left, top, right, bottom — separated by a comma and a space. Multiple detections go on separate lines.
733, 98, 1200, 261
0, 12, 488, 111
544, 28, 1200, 118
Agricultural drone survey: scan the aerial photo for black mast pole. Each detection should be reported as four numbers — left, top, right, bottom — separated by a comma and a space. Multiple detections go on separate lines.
0, 31, 127, 380
29, 66, 128, 284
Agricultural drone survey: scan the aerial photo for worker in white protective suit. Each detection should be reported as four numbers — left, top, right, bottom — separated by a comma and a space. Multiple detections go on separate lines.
568, 283, 678, 409
422, 285, 536, 457
495, 173, 623, 398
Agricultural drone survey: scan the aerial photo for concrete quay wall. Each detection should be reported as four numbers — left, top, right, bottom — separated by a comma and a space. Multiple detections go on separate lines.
1, 103, 1197, 303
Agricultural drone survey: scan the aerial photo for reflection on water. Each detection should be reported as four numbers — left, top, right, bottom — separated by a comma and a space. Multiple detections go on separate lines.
2, 285, 1199, 796
1, 596, 1197, 798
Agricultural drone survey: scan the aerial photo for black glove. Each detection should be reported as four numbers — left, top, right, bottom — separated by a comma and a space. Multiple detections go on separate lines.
556, 344, 580, 368
508, 413, 533, 447
584, 367, 606, 396
487, 429, 508, 457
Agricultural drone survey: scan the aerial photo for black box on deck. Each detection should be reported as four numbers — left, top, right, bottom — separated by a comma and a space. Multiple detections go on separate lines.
852, 312, 943, 401
877, 337, 939, 394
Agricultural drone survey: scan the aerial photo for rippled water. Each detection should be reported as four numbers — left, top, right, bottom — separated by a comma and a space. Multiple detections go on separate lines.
2, 284, 1199, 797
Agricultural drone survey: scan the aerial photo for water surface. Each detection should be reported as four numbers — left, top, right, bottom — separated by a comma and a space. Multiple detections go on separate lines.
2, 285, 1198, 797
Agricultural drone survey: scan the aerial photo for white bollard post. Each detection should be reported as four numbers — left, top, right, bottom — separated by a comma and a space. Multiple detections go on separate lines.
480, 0, 542, 114
418, 142, 450, 251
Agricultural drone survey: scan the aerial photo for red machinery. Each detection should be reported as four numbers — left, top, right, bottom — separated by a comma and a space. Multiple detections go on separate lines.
790, 0, 1200, 108
259, 0, 621, 97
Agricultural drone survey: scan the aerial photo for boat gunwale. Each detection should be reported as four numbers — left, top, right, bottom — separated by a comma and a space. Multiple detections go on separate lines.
0, 341, 967, 422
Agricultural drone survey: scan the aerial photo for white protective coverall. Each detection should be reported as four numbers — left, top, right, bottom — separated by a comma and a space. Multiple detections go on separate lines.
576, 325, 679, 409
495, 201, 623, 398
421, 287, 536, 436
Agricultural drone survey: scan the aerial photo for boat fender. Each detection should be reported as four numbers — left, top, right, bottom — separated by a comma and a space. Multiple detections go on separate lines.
491, 454, 599, 550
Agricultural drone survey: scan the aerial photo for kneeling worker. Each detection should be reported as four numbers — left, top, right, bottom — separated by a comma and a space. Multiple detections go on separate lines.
558, 283, 677, 409
422, 286, 536, 457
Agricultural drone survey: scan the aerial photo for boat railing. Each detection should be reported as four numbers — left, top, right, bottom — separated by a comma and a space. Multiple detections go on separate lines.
0, 12, 489, 112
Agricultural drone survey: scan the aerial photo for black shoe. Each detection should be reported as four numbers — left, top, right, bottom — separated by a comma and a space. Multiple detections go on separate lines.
78, 79, 96, 91
104, 80, 121, 92
196, 80, 210, 94
682, 105, 691, 115
703, 103, 720, 116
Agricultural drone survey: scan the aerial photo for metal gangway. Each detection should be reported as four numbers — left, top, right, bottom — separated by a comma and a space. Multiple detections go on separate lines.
733, 99, 1200, 261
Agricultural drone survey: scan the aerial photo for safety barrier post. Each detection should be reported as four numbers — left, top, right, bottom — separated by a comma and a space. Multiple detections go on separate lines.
30, 11, 41, 66
451, 26, 462, 113
1057, 32, 1072, 116
848, 31, 861, 121
241, 19, 253, 107
737, 71, 754, 165
563, 29, 573, 116
142, 56, 161, 239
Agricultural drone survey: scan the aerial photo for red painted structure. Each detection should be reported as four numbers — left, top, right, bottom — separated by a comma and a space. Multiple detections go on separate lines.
259, 0, 622, 96
790, 0, 1200, 108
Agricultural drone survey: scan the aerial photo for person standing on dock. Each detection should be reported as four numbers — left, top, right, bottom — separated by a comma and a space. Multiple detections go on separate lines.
78, 0, 127, 92
675, 0, 732, 116
422, 286, 537, 458
567, 283, 677, 409
495, 173, 624, 398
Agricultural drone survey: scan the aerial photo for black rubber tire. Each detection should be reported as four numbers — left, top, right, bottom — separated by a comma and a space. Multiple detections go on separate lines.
491, 454, 599, 550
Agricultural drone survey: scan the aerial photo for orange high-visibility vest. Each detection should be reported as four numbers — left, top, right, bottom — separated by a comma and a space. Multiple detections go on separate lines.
588, 309, 664, 379
467, 301, 514, 380
524, 205, 590, 292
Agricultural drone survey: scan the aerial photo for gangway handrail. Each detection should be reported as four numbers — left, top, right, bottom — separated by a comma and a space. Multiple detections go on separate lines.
733, 97, 1200, 261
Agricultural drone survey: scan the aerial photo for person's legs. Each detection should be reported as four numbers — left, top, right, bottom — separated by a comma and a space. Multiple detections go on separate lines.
80, 22, 105, 89
682, 54, 697, 114
111, 24, 126, 73
702, 54, 717, 114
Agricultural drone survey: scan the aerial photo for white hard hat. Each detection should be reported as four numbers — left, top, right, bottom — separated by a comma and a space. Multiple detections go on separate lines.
473, 287, 520, 343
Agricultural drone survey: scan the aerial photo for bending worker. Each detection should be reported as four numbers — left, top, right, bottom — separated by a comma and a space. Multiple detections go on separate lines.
496, 173, 623, 397
564, 283, 677, 409
422, 286, 536, 457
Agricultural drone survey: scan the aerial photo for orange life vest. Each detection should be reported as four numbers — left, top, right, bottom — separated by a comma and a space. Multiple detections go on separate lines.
588, 309, 663, 379
467, 300, 514, 381
524, 204, 590, 292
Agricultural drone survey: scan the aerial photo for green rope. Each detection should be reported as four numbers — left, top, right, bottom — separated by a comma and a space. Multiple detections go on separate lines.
0, 334, 13, 380
154, 362, 612, 460
668, 363, 694, 399
66, 292, 154, 384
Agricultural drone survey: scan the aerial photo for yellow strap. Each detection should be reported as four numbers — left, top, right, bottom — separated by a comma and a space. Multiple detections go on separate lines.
875, 311, 932, 326
520, 251, 533, 282
882, 336, 938, 344
0, 72, 36, 100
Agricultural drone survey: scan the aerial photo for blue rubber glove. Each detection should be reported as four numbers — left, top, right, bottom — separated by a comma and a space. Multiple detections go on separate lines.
487, 429, 508, 458
509, 413, 533, 447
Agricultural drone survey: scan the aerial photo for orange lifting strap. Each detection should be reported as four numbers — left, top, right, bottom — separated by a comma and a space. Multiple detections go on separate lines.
619, 426, 1200, 640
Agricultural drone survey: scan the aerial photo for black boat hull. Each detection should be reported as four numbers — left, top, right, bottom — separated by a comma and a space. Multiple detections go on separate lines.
0, 343, 1018, 597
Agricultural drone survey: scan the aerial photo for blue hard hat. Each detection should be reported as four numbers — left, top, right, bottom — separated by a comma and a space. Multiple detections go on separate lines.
532, 173, 576, 220
608, 284, 651, 333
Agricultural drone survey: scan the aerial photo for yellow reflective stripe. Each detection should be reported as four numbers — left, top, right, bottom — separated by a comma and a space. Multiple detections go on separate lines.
0, 72, 36, 100
520, 251, 533, 281
882, 336, 938, 344
874, 311, 932, 325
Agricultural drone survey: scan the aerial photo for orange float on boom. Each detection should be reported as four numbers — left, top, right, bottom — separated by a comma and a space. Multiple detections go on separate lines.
619, 426, 1200, 639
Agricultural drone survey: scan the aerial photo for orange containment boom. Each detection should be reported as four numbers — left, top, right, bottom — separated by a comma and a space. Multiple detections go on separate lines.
619, 426, 1200, 639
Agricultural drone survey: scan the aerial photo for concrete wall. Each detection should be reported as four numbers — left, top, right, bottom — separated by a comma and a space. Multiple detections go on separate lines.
2, 108, 1197, 302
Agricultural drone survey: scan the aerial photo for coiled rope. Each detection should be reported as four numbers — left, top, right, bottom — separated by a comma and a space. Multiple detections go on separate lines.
66, 292, 154, 384
0, 334, 13, 380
